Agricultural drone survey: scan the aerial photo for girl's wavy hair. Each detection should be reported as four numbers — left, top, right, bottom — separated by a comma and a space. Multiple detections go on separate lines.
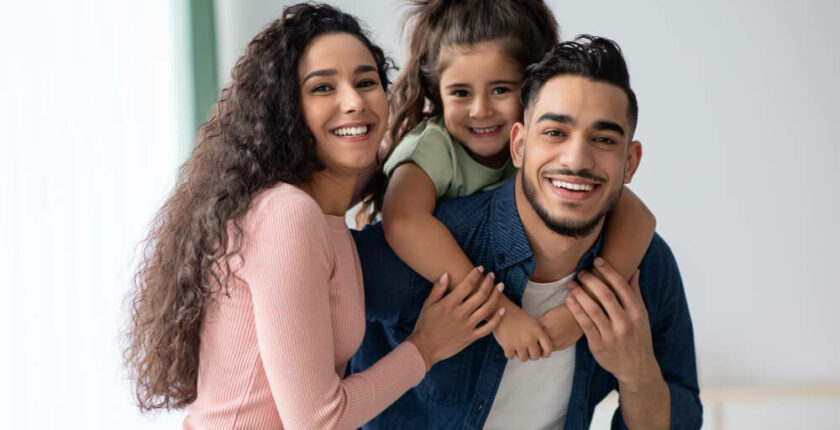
355, 0, 559, 225
123, 2, 393, 412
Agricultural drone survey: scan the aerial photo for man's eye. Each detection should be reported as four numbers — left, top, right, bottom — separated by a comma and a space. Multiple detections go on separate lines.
594, 137, 616, 145
452, 89, 469, 97
545, 129, 564, 137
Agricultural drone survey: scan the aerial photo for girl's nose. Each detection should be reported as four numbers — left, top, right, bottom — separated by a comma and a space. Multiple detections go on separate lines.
470, 94, 494, 119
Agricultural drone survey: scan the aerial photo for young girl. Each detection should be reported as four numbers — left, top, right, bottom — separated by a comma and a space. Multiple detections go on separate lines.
366, 0, 656, 361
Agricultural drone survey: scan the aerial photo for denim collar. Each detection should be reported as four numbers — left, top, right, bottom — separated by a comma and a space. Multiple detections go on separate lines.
488, 178, 605, 275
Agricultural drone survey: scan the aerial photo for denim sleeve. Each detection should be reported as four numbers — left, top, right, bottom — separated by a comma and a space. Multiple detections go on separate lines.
352, 223, 427, 324
611, 236, 703, 430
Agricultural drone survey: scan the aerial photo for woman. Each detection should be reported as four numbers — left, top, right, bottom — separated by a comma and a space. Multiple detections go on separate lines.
124, 4, 505, 429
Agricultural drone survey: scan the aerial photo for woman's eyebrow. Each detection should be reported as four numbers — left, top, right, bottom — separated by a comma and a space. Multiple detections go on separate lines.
302, 65, 377, 84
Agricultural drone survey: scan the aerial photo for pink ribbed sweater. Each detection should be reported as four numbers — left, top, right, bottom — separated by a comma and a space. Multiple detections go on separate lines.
183, 183, 426, 429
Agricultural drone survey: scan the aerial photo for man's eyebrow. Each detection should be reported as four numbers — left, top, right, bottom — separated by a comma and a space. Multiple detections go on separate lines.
302, 65, 377, 84
536, 113, 574, 124
592, 120, 625, 136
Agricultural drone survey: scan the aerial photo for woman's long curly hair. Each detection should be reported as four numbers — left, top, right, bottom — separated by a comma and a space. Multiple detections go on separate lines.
355, 0, 559, 225
123, 3, 393, 412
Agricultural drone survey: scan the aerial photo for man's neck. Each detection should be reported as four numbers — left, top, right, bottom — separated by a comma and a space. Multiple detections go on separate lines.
514, 177, 602, 283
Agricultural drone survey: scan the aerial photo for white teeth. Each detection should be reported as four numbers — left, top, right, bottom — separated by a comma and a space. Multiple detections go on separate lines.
550, 179, 594, 191
333, 125, 369, 137
471, 126, 500, 133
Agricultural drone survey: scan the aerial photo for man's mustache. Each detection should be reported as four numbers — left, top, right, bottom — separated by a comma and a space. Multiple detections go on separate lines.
542, 169, 606, 184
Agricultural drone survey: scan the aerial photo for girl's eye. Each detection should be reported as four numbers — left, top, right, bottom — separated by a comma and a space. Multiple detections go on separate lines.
312, 84, 333, 93
491, 87, 511, 95
452, 89, 469, 97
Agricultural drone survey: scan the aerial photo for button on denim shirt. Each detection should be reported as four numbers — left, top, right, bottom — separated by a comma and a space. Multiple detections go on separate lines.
351, 178, 702, 429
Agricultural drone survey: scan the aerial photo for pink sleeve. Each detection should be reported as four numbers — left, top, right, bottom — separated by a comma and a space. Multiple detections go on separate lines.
240, 191, 426, 429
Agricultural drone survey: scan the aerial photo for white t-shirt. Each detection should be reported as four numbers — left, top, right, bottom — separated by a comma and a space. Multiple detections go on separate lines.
483, 274, 577, 430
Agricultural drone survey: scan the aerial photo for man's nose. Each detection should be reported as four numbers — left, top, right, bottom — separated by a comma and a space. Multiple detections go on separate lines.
470, 94, 494, 119
559, 135, 595, 171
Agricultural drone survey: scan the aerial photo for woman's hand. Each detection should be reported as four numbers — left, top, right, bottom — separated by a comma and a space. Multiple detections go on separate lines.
407, 266, 506, 370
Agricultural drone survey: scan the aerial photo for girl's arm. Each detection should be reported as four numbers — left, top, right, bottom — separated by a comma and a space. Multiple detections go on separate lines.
600, 186, 656, 280
539, 186, 656, 350
382, 162, 473, 283
383, 162, 552, 361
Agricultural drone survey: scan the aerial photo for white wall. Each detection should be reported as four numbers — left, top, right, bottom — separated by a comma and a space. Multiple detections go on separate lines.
214, 0, 840, 428
0, 1, 191, 428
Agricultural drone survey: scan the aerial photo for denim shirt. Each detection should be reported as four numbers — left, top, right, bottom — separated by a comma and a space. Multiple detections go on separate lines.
351, 178, 702, 429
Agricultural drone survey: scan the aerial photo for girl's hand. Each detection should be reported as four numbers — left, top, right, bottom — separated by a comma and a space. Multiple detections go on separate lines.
538, 305, 583, 351
492, 299, 553, 361
408, 266, 506, 370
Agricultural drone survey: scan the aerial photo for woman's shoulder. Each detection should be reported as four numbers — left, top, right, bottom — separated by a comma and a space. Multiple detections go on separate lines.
247, 182, 327, 232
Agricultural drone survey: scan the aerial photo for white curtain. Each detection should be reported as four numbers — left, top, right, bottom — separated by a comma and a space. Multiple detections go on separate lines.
0, 1, 191, 428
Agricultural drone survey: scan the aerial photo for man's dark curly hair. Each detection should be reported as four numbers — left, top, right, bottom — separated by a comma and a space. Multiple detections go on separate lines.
123, 2, 394, 412
521, 35, 638, 133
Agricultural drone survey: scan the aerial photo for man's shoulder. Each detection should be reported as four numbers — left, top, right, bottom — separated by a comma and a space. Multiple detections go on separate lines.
639, 232, 680, 276
637, 232, 687, 325
433, 186, 499, 230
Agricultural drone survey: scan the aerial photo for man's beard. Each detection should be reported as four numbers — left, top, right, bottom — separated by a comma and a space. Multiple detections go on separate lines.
521, 162, 623, 238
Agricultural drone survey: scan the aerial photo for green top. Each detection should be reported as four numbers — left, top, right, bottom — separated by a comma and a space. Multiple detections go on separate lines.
383, 117, 517, 201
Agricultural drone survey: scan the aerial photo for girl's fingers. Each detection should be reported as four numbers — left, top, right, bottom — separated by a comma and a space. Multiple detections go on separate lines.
538, 332, 552, 357
527, 343, 540, 360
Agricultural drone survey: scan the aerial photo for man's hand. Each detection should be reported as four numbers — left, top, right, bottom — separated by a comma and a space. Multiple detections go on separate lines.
566, 257, 671, 429
493, 295, 552, 361
538, 305, 583, 351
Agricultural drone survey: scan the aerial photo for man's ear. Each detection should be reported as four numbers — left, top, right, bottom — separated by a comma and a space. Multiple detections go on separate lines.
510, 122, 526, 168
624, 140, 642, 183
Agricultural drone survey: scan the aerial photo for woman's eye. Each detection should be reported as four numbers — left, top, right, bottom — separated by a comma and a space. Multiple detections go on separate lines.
357, 79, 378, 88
491, 87, 510, 95
312, 84, 333, 93
452, 89, 469, 97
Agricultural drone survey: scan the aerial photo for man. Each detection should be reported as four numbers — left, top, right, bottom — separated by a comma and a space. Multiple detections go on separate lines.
352, 36, 701, 429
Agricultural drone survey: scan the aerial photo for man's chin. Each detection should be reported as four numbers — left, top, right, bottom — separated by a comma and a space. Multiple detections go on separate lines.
523, 173, 616, 238
539, 213, 606, 238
